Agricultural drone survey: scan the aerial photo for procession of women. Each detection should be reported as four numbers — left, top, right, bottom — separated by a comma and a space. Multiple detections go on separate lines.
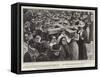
23, 9, 95, 62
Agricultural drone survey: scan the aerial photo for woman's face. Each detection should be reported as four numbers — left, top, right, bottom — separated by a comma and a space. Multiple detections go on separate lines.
61, 38, 67, 45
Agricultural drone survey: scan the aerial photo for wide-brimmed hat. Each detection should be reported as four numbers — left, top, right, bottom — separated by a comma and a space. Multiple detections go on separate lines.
78, 21, 85, 28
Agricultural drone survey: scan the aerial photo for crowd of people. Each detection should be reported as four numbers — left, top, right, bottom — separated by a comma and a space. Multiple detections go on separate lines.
23, 9, 94, 62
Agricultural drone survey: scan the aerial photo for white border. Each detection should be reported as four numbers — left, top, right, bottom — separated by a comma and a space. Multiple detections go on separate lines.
21, 6, 95, 71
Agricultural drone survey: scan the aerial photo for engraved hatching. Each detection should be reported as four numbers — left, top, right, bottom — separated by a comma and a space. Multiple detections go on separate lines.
23, 9, 95, 62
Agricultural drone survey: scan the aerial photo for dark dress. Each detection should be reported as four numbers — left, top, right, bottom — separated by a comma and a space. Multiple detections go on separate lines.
78, 30, 88, 60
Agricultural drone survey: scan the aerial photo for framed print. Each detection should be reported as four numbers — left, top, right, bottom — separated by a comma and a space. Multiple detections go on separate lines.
11, 2, 98, 74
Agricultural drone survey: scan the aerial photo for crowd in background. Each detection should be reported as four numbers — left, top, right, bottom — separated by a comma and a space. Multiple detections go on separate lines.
23, 9, 94, 62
